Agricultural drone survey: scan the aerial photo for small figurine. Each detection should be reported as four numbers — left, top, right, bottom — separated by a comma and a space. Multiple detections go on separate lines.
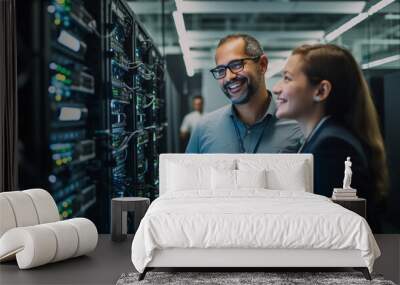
343, 157, 353, 189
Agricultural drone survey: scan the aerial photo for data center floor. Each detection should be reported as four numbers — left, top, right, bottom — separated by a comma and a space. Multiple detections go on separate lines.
0, 235, 399, 285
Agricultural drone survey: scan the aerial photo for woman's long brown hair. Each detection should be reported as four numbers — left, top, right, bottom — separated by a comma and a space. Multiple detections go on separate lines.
292, 44, 388, 197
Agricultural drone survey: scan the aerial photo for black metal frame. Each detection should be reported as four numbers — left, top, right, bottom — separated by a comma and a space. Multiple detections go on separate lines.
354, 267, 372, 280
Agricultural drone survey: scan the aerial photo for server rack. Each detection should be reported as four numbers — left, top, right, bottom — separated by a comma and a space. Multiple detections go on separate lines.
88, 0, 137, 232
18, 0, 98, 220
18, 0, 167, 233
89, 0, 167, 232
133, 21, 167, 201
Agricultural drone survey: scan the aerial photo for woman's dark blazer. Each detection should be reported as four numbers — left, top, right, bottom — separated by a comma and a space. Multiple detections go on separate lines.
300, 118, 380, 231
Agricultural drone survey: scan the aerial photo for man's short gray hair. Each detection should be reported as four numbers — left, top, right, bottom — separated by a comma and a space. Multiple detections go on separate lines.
217, 34, 264, 57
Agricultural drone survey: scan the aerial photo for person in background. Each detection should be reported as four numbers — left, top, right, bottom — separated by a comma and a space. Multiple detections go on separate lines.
273, 44, 388, 232
180, 95, 204, 144
186, 34, 303, 153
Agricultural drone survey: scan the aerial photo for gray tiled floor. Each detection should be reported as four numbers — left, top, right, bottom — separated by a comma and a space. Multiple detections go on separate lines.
0, 235, 399, 285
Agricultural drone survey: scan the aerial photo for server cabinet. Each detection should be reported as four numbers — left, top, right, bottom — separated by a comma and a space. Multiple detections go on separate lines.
18, 0, 98, 220
88, 0, 166, 231
18, 0, 167, 233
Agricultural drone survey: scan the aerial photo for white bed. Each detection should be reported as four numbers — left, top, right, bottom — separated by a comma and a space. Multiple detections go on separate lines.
131, 154, 380, 280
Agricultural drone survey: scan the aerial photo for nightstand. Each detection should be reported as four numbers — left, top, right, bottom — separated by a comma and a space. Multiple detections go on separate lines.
331, 197, 366, 218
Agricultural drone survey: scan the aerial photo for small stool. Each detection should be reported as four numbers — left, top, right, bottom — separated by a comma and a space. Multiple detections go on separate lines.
111, 197, 150, 242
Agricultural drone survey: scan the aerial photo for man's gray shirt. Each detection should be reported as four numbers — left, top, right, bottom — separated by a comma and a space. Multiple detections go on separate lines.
185, 97, 303, 153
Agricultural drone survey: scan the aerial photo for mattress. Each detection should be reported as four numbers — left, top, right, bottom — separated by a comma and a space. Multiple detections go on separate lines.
131, 190, 380, 273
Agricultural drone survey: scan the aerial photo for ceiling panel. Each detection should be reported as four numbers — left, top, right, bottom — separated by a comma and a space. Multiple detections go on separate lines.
128, 0, 400, 75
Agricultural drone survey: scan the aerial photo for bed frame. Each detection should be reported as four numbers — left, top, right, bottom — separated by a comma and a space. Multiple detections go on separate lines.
140, 248, 371, 280
138, 154, 372, 281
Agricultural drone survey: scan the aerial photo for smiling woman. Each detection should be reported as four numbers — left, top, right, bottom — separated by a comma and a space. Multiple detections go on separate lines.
273, 44, 388, 232
273, 53, 322, 123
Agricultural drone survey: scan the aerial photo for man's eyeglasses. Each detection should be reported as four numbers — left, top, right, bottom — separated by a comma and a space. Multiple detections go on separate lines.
210, 56, 260, 80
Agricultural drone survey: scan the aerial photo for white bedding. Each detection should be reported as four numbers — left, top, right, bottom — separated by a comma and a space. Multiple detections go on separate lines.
131, 190, 380, 273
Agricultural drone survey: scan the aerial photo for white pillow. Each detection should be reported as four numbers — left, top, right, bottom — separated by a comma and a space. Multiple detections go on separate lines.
211, 168, 267, 190
211, 168, 236, 190
236, 169, 267, 188
238, 159, 309, 191
167, 162, 210, 191
266, 166, 307, 191
167, 160, 235, 191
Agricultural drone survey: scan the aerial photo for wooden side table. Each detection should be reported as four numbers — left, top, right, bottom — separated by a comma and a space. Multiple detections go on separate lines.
331, 197, 366, 219
111, 197, 150, 242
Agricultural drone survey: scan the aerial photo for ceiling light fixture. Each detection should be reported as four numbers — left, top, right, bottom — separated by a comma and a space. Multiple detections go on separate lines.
368, 0, 395, 15
172, 10, 194, 77
325, 12, 368, 42
175, 0, 184, 12
324, 0, 396, 42
362, 54, 400, 69
384, 13, 400, 20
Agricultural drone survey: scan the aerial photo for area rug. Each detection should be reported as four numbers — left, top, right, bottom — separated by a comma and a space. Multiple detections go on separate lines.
116, 271, 396, 285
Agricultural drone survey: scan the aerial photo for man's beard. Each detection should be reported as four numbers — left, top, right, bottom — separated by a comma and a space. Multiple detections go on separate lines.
222, 75, 258, 105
